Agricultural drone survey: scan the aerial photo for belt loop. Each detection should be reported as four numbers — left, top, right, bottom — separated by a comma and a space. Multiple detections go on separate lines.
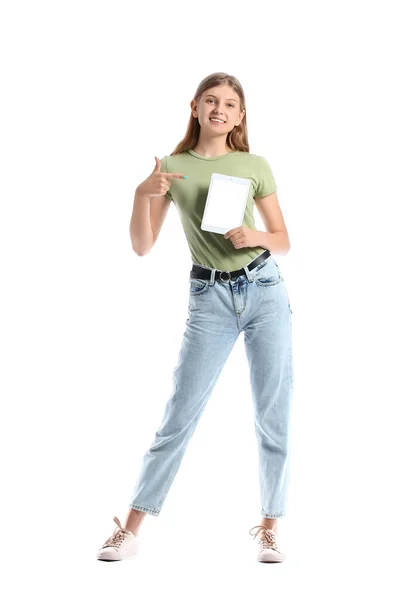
243, 264, 253, 282
210, 268, 216, 286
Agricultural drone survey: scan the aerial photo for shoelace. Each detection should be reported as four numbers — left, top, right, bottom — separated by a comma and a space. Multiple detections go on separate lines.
102, 516, 133, 549
248, 525, 280, 551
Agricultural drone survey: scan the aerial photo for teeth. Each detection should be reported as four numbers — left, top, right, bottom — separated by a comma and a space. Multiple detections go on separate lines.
210, 118, 225, 123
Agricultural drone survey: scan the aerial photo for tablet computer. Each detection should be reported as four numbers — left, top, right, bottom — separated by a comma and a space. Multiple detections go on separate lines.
201, 172, 252, 234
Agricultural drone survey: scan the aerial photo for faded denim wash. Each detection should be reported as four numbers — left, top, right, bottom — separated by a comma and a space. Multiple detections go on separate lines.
129, 252, 294, 518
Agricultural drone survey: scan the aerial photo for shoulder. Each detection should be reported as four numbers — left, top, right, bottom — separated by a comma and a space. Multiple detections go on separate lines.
236, 152, 270, 166
252, 154, 275, 173
250, 153, 272, 166
160, 152, 190, 170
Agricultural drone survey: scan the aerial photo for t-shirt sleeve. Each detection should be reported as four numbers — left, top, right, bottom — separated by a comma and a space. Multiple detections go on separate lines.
255, 156, 277, 199
159, 156, 173, 202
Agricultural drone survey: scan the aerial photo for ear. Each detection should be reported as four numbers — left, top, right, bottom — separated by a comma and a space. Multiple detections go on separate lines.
190, 99, 197, 116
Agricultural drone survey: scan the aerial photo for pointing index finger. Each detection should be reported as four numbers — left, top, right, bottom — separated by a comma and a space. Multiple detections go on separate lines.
165, 173, 188, 179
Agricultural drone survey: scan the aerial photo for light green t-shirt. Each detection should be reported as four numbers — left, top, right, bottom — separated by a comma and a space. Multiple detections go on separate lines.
160, 149, 277, 272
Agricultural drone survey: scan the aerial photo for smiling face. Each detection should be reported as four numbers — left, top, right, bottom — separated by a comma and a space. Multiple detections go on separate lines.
191, 84, 245, 134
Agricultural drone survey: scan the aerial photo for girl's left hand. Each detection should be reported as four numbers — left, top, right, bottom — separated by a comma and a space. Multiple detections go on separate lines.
224, 226, 258, 249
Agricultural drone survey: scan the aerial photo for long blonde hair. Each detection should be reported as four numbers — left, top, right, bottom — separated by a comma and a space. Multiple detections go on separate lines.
170, 72, 250, 156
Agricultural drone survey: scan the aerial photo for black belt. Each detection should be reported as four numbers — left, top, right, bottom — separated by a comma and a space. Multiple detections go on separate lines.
190, 250, 271, 282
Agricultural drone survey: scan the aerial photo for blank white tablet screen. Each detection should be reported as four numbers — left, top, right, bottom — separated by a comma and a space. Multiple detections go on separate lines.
204, 179, 248, 228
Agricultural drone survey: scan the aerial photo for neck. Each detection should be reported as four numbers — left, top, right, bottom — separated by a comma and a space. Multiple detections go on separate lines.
192, 135, 232, 157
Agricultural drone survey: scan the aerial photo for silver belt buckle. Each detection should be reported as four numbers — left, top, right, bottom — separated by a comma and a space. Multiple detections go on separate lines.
219, 271, 231, 282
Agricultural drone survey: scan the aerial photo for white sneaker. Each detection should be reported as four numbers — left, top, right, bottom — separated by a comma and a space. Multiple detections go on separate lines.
249, 525, 286, 562
96, 516, 140, 561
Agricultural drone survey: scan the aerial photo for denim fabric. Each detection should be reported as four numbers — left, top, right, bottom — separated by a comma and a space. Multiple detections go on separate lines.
129, 253, 294, 518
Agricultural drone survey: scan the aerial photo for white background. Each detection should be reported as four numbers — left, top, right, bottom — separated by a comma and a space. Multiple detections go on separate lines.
1, 0, 407, 598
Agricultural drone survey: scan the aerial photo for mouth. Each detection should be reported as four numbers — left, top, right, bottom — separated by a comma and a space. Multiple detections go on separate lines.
209, 117, 226, 124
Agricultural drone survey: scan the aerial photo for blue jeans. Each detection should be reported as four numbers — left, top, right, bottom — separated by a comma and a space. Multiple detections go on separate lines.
129, 252, 294, 518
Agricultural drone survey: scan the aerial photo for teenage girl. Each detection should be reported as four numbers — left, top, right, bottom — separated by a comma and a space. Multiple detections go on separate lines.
97, 72, 294, 563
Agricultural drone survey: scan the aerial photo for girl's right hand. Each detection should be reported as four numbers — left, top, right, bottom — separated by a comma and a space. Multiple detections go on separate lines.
136, 156, 186, 198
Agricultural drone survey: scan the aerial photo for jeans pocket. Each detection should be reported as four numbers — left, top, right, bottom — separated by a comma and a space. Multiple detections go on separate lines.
254, 258, 282, 287
189, 278, 210, 296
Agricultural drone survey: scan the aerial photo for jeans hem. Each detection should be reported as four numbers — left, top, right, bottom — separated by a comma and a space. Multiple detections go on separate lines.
129, 503, 160, 516
261, 510, 285, 518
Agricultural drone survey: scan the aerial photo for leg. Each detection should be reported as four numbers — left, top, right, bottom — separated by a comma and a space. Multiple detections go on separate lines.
260, 517, 278, 533
124, 508, 147, 535
243, 260, 294, 522
128, 278, 239, 516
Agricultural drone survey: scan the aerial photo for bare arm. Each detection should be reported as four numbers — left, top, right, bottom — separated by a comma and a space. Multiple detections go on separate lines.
129, 156, 183, 255
129, 188, 154, 256
129, 188, 172, 256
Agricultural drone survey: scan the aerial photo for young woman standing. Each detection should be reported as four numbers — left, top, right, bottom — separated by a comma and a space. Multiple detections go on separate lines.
97, 72, 294, 563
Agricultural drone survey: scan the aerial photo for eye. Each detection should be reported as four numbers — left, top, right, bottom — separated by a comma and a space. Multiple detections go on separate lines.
207, 99, 235, 108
